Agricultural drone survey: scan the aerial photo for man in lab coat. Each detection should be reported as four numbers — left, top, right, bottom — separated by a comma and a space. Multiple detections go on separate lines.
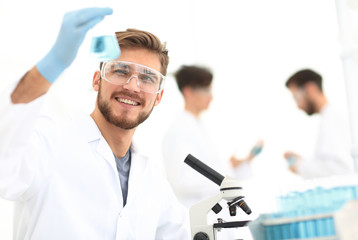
162, 65, 259, 239
0, 7, 189, 239
162, 65, 262, 207
284, 69, 354, 178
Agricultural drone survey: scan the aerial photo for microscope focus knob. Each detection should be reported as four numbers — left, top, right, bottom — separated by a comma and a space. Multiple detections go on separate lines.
193, 232, 209, 240
212, 203, 222, 214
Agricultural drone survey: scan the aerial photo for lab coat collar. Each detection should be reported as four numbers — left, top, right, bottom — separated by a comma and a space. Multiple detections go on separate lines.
183, 110, 200, 122
76, 115, 120, 188
79, 115, 150, 207
80, 115, 102, 143
80, 115, 144, 152
126, 144, 149, 206
81, 115, 146, 160
319, 102, 330, 115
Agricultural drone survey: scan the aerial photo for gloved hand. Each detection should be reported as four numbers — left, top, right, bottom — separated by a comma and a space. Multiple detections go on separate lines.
37, 7, 113, 83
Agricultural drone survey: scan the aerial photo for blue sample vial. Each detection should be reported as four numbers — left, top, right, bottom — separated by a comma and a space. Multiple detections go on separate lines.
89, 4, 120, 61
90, 35, 120, 61
250, 140, 264, 156
287, 156, 296, 167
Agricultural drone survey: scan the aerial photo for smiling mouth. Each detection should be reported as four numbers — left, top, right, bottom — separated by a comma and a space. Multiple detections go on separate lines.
115, 97, 140, 106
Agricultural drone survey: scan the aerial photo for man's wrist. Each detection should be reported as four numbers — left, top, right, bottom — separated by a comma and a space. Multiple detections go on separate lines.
36, 50, 67, 83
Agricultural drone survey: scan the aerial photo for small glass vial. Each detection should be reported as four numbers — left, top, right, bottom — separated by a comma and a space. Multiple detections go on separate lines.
287, 156, 297, 167
90, 35, 120, 61
89, 3, 120, 61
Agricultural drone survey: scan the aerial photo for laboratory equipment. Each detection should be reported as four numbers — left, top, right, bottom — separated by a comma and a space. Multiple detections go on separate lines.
90, 34, 120, 61
249, 176, 358, 239
37, 8, 113, 83
89, 5, 120, 61
184, 154, 252, 240
287, 156, 297, 167
334, 199, 358, 239
250, 140, 264, 156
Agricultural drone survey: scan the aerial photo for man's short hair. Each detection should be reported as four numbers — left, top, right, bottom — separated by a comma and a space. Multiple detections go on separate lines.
100, 29, 169, 76
285, 69, 323, 91
174, 65, 213, 93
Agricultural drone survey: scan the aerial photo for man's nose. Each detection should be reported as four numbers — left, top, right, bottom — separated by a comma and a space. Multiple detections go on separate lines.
123, 75, 141, 92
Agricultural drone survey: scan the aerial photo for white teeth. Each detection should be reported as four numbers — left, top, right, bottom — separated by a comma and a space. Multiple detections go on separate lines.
118, 98, 139, 106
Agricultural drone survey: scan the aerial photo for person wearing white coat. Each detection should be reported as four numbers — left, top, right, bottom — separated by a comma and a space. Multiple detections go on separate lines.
163, 110, 222, 208
163, 65, 263, 207
0, 8, 189, 240
284, 69, 355, 178
162, 66, 260, 239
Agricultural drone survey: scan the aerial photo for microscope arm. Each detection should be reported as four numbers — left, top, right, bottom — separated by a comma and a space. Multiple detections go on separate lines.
190, 192, 223, 240
190, 192, 223, 226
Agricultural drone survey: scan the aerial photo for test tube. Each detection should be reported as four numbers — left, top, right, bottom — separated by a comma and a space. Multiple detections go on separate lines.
287, 156, 296, 167
89, 1, 120, 61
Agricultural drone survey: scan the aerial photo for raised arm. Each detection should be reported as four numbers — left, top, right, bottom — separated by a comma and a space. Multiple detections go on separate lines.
11, 7, 113, 104
0, 7, 114, 201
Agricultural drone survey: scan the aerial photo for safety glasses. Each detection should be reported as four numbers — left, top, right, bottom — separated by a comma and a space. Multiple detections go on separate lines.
101, 61, 166, 94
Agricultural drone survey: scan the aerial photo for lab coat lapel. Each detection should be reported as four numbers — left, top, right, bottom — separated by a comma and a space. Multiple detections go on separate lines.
96, 137, 118, 173
94, 136, 124, 208
116, 144, 150, 239
78, 115, 116, 171
126, 143, 148, 205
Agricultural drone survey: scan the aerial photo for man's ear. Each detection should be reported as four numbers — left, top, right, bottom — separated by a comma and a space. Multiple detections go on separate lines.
181, 86, 192, 99
154, 89, 164, 106
304, 82, 318, 95
92, 71, 101, 92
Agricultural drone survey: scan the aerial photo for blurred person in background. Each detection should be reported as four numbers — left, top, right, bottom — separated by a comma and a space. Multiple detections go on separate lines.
284, 69, 354, 178
162, 65, 263, 208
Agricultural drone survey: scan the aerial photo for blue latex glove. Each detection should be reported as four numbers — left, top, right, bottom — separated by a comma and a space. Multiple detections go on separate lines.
37, 7, 113, 83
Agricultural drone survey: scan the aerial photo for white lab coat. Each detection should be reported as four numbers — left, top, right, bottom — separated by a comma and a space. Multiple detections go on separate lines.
162, 111, 224, 208
162, 111, 250, 240
298, 103, 355, 178
0, 82, 190, 239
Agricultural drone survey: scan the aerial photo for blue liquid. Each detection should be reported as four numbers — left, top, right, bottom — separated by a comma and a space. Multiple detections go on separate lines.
262, 182, 358, 239
287, 156, 296, 167
251, 145, 263, 156
90, 35, 120, 61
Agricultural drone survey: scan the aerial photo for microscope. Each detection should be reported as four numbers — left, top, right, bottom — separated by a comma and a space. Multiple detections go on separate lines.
184, 154, 252, 240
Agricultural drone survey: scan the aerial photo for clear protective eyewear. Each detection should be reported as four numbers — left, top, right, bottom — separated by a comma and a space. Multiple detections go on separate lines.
100, 61, 166, 94
292, 88, 306, 102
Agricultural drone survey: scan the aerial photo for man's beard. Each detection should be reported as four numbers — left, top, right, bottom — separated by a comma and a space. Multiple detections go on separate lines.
304, 99, 317, 116
97, 85, 155, 130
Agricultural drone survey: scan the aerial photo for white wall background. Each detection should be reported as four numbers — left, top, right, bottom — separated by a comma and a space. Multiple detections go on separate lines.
0, 0, 356, 239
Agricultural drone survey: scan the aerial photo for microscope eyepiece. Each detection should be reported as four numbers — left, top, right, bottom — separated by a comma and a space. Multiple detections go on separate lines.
184, 154, 225, 186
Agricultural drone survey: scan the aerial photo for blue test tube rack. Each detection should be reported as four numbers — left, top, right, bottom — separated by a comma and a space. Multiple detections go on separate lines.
255, 179, 358, 239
